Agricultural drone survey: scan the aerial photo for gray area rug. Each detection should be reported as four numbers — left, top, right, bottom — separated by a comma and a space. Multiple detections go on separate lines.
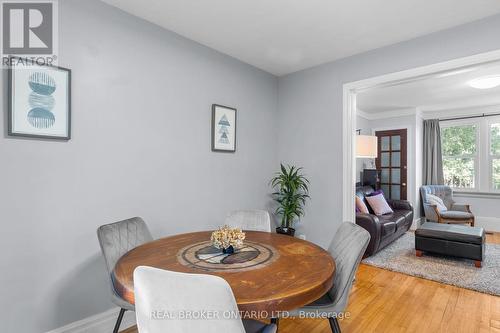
362, 232, 500, 296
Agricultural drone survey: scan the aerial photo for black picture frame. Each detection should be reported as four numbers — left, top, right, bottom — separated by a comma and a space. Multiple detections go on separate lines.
211, 104, 237, 152
8, 56, 71, 140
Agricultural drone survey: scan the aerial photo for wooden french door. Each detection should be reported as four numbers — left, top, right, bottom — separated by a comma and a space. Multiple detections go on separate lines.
375, 129, 407, 200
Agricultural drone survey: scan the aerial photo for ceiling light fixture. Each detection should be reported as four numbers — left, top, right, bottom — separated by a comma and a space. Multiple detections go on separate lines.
468, 75, 500, 89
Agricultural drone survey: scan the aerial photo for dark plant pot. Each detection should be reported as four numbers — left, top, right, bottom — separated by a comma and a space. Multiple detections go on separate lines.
222, 245, 234, 254
276, 227, 295, 236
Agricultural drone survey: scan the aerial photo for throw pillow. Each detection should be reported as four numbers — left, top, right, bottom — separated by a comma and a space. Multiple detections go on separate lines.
355, 196, 369, 214
426, 193, 447, 212
366, 193, 394, 215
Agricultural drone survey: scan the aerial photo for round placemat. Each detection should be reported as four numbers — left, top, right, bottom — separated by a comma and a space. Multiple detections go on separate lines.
177, 240, 279, 272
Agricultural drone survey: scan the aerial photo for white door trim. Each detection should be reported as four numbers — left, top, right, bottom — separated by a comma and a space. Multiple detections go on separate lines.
342, 49, 500, 224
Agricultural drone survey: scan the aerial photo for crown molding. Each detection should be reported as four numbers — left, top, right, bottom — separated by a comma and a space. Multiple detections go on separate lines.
356, 108, 416, 120
420, 104, 500, 119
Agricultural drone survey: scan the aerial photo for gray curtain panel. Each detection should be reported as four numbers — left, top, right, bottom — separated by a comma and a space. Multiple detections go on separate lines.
423, 119, 444, 185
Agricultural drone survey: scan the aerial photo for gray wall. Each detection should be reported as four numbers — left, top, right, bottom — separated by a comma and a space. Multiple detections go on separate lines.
277, 14, 500, 247
0, 1, 277, 332
355, 114, 373, 183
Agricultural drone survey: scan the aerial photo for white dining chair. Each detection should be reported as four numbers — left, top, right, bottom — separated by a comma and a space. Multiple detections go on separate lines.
225, 210, 272, 232
97, 217, 153, 333
134, 266, 277, 333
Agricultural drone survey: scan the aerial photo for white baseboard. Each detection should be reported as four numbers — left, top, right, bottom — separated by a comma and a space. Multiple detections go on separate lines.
475, 216, 500, 232
45, 308, 136, 333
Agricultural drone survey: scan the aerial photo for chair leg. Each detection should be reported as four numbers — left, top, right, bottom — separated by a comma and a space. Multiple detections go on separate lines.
113, 308, 126, 333
328, 317, 341, 333
271, 317, 279, 330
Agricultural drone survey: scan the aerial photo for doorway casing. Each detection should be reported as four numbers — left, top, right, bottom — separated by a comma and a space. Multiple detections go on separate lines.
342, 49, 500, 224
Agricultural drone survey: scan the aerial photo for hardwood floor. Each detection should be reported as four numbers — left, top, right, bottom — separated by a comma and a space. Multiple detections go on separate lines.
122, 233, 500, 333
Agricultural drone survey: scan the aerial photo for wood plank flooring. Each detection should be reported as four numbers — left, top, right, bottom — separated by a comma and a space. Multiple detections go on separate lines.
123, 233, 500, 333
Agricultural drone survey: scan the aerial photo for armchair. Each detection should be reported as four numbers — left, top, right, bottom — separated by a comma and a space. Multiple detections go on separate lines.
420, 185, 474, 226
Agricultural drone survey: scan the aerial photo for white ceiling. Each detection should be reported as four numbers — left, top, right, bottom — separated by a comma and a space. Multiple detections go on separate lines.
102, 0, 500, 76
357, 61, 500, 115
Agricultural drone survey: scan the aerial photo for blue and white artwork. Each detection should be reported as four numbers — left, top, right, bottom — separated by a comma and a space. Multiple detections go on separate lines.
218, 114, 231, 144
27, 72, 57, 129
212, 104, 236, 152
9, 59, 71, 139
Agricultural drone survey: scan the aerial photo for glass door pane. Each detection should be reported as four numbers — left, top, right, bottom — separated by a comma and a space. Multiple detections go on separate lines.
381, 169, 390, 183
381, 152, 390, 167
391, 135, 401, 150
391, 185, 401, 199
392, 169, 400, 184
381, 136, 390, 151
391, 152, 401, 167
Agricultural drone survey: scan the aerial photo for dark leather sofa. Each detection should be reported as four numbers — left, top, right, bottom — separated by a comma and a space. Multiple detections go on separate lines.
356, 186, 414, 257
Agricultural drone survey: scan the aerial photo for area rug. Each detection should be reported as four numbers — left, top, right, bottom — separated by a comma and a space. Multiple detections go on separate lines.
362, 232, 500, 296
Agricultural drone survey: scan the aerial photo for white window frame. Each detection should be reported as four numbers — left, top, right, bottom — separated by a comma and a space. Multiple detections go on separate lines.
440, 119, 480, 192
487, 116, 500, 193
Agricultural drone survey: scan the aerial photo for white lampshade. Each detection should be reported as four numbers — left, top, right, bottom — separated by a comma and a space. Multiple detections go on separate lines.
356, 135, 378, 158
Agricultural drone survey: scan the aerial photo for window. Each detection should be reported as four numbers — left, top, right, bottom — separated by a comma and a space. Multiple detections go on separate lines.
440, 117, 500, 193
441, 124, 478, 190
490, 123, 500, 190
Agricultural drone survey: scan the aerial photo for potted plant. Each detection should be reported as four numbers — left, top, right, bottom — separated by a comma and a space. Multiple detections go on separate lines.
270, 164, 310, 236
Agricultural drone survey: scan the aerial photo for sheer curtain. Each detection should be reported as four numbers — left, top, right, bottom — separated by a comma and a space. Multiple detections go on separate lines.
423, 119, 444, 185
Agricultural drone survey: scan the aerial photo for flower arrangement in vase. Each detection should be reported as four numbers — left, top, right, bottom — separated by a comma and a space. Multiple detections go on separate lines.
211, 225, 246, 254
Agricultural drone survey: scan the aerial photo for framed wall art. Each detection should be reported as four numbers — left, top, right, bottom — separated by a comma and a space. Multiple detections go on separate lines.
8, 57, 71, 140
212, 104, 236, 152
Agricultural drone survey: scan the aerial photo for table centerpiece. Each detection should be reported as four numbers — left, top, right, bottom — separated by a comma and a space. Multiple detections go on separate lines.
211, 225, 246, 254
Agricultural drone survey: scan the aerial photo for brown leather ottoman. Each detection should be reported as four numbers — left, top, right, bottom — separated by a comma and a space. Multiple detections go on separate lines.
415, 222, 485, 268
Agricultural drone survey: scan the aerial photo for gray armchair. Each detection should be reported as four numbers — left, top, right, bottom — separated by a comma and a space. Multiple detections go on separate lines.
97, 217, 153, 333
420, 185, 474, 226
288, 222, 370, 333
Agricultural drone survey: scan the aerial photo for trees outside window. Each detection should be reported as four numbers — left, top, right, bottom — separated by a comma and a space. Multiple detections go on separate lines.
490, 123, 500, 190
440, 117, 500, 193
441, 124, 477, 189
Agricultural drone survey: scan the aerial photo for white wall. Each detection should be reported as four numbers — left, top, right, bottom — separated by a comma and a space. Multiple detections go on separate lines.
277, 14, 500, 246
415, 112, 424, 221
0, 1, 278, 332
454, 194, 500, 231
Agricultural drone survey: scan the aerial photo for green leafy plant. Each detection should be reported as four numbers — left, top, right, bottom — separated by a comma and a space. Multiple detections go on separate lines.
270, 164, 310, 229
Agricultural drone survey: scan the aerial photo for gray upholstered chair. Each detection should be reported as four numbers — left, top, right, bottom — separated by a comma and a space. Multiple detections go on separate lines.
97, 217, 153, 333
225, 209, 272, 232
288, 222, 370, 333
420, 185, 474, 226
133, 266, 277, 333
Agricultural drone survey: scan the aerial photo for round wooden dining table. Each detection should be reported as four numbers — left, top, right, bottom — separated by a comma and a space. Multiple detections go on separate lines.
112, 231, 335, 314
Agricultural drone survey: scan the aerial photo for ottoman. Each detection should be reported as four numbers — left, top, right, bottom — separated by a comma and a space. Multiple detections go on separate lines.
415, 222, 485, 267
